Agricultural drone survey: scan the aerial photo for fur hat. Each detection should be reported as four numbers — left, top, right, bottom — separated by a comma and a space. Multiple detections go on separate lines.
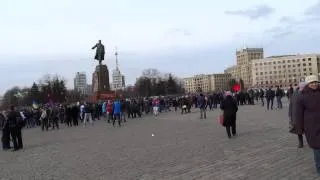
305, 75, 319, 84
225, 91, 232, 96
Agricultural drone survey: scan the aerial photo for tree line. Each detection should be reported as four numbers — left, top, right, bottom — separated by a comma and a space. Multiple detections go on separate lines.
0, 69, 184, 109
0, 74, 83, 109
134, 68, 184, 97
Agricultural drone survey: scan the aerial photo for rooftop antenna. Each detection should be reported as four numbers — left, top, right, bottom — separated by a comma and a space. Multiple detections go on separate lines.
115, 46, 119, 70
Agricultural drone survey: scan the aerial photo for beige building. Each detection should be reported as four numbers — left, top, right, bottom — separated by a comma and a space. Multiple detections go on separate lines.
184, 74, 211, 93
224, 65, 238, 79
251, 54, 320, 88
236, 48, 264, 88
210, 73, 232, 91
184, 73, 231, 93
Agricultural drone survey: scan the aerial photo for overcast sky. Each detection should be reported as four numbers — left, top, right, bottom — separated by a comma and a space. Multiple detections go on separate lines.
1, 0, 320, 94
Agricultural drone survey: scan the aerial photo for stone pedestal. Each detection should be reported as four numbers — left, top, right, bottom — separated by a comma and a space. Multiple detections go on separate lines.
92, 64, 110, 95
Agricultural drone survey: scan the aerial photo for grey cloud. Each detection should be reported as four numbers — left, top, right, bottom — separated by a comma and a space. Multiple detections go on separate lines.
279, 16, 295, 23
165, 28, 191, 36
264, 26, 294, 39
224, 4, 275, 20
304, 1, 320, 16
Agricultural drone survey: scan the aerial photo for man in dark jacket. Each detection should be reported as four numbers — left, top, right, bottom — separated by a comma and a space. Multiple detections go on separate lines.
7, 106, 23, 151
266, 87, 275, 110
275, 86, 284, 109
198, 94, 207, 119
288, 83, 305, 148
1, 112, 10, 150
295, 75, 320, 176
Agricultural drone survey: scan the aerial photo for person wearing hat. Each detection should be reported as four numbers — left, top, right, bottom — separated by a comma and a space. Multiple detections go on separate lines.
288, 82, 306, 148
220, 91, 238, 138
295, 75, 320, 175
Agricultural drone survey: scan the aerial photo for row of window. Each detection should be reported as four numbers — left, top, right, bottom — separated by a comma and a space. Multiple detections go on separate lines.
254, 58, 315, 66
256, 79, 298, 85
255, 68, 313, 75
255, 73, 313, 80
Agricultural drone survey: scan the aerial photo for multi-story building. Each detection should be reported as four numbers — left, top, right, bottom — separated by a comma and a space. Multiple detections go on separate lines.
74, 72, 87, 95
236, 48, 264, 88
210, 73, 232, 92
224, 65, 240, 80
112, 68, 125, 90
86, 84, 93, 95
111, 49, 125, 91
184, 74, 211, 93
251, 54, 320, 88
184, 73, 231, 93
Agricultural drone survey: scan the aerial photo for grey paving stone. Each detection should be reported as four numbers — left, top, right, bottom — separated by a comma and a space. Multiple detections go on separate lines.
0, 103, 318, 180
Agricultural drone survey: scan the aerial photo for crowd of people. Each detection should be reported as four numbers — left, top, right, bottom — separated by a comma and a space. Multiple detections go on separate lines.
1, 75, 319, 175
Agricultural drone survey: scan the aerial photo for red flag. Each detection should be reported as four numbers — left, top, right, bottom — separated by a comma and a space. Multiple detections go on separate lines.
232, 83, 240, 92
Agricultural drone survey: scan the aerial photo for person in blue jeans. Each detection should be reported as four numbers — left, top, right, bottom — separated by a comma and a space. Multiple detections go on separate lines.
295, 75, 320, 175
113, 99, 121, 127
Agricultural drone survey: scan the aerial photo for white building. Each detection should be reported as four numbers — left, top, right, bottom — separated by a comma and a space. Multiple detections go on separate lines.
74, 72, 87, 95
111, 49, 126, 90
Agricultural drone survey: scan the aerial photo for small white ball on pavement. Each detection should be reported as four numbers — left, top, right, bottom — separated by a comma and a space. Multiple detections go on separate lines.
152, 134, 154, 136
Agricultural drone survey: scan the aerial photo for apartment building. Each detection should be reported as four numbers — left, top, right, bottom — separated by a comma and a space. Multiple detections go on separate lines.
210, 74, 232, 92
74, 72, 87, 95
236, 48, 264, 88
184, 74, 211, 93
252, 54, 320, 88
184, 73, 231, 93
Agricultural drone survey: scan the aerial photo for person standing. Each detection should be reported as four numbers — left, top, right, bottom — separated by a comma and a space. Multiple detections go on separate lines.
220, 91, 238, 139
259, 88, 265, 106
113, 99, 121, 127
198, 94, 207, 119
295, 75, 320, 176
84, 103, 94, 126
7, 106, 23, 151
275, 86, 284, 109
288, 82, 306, 148
266, 87, 275, 110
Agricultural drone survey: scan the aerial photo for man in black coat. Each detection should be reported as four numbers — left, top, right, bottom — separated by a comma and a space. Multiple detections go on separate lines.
266, 87, 275, 110
7, 106, 23, 151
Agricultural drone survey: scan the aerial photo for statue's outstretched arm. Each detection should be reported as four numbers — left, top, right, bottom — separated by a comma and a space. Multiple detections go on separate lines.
92, 44, 97, 49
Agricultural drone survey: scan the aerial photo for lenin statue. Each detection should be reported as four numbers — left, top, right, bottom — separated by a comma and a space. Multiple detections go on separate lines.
92, 40, 105, 65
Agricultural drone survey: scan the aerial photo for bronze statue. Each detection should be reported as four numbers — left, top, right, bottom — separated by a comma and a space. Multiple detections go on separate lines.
92, 40, 105, 65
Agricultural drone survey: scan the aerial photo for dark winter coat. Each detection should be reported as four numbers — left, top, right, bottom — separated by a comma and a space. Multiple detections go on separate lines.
220, 96, 238, 127
295, 86, 320, 149
288, 90, 302, 134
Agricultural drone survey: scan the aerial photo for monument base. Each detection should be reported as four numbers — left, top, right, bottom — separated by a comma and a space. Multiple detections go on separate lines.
92, 64, 110, 98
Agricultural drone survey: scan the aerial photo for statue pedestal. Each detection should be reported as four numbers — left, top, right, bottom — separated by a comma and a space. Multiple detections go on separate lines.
92, 64, 110, 98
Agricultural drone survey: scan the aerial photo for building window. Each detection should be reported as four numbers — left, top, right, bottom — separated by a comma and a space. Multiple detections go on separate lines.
303, 63, 306, 66
308, 58, 311, 61
303, 59, 306, 61
309, 63, 312, 66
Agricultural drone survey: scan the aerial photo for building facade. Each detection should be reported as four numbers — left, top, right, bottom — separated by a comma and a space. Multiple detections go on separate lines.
74, 72, 87, 95
210, 73, 232, 92
184, 73, 231, 93
112, 68, 125, 90
236, 48, 264, 88
251, 54, 320, 88
184, 74, 211, 93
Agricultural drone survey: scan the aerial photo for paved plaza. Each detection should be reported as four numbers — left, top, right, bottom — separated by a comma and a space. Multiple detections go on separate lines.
0, 104, 319, 180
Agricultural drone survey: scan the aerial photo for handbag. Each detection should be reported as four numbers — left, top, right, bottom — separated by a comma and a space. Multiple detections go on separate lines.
217, 115, 224, 126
